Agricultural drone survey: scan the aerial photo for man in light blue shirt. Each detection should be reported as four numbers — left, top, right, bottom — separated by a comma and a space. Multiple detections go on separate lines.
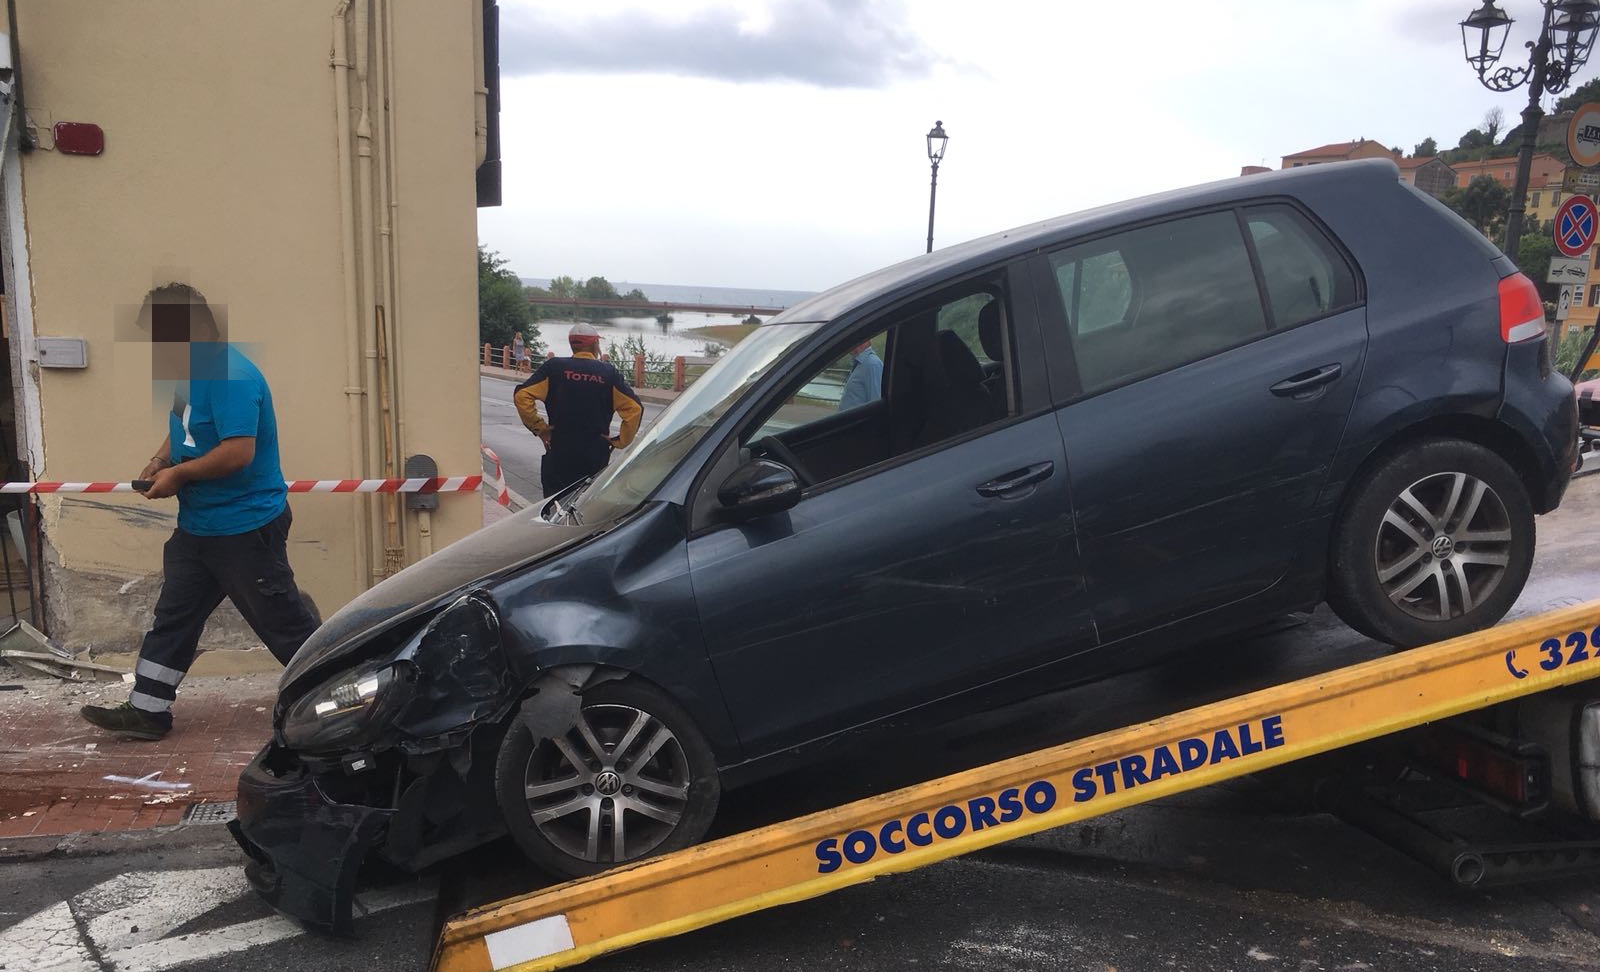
81, 284, 320, 740
838, 341, 883, 411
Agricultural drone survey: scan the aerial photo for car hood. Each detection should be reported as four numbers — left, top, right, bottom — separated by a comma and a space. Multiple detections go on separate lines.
281, 508, 597, 687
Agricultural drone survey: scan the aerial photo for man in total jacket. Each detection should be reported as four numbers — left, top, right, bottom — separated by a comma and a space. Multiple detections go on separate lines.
514, 323, 644, 497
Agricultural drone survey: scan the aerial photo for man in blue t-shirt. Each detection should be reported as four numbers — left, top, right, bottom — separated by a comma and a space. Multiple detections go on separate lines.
81, 284, 320, 740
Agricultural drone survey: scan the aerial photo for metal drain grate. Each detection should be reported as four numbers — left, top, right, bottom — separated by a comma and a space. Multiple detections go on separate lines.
183, 800, 238, 825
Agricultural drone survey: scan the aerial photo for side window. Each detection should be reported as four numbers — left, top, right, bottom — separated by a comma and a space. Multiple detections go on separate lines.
744, 288, 1014, 489
1244, 205, 1358, 329
752, 335, 887, 438
1048, 211, 1267, 393
1054, 252, 1132, 334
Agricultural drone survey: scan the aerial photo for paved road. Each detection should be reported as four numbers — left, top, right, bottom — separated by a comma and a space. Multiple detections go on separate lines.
480, 374, 667, 505
5, 478, 1599, 972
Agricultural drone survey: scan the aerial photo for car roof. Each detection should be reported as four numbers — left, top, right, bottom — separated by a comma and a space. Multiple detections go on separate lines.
769, 157, 1402, 324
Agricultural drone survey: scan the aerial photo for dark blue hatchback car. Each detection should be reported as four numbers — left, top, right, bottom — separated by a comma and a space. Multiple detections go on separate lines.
232, 158, 1577, 930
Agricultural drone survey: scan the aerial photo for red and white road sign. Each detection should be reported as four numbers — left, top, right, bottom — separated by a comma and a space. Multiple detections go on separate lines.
1555, 194, 1598, 257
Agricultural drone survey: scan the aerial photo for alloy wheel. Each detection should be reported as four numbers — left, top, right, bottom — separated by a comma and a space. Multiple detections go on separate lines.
1373, 470, 1513, 622
520, 703, 692, 865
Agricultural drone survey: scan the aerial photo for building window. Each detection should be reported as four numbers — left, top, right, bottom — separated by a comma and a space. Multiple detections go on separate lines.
1554, 192, 1563, 206
1590, 283, 1600, 307
1532, 191, 1542, 207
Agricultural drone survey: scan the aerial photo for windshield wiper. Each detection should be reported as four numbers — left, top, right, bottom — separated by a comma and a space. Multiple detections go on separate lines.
562, 476, 594, 525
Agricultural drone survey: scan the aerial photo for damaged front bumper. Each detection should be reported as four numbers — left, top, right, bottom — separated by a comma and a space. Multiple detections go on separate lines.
230, 724, 510, 934
229, 744, 394, 935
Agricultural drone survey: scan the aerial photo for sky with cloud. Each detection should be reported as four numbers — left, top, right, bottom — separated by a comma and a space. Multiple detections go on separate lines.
476, 0, 1565, 292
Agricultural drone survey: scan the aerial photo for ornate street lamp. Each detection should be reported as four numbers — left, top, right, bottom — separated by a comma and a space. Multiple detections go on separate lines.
925, 120, 948, 254
1460, 1, 1600, 258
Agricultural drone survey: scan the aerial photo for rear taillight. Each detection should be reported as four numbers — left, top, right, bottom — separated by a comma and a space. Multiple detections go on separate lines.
1411, 724, 1547, 808
1499, 273, 1546, 344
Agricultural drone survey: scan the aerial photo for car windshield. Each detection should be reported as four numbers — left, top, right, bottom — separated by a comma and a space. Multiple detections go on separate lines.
569, 320, 825, 522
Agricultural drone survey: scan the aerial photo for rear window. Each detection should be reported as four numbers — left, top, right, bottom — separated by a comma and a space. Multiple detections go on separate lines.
1245, 205, 1359, 329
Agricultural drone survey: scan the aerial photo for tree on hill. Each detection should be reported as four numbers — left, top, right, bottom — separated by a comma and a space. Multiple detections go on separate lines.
1456, 127, 1493, 153
478, 246, 541, 352
1556, 76, 1600, 115
1482, 107, 1504, 146
1440, 175, 1509, 235
1413, 137, 1437, 158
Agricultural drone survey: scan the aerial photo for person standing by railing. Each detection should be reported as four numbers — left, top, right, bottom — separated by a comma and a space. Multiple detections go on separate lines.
512, 330, 530, 373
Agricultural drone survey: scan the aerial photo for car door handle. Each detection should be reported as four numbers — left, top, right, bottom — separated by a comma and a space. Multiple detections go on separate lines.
976, 461, 1054, 498
1269, 363, 1343, 398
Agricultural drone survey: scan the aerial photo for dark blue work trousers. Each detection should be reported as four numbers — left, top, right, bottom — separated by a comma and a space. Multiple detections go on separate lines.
128, 505, 320, 714
540, 438, 613, 497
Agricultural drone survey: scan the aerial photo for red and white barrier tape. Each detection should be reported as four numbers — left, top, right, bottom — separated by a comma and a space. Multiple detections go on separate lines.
6, 446, 518, 502
0, 477, 486, 495
480, 446, 511, 507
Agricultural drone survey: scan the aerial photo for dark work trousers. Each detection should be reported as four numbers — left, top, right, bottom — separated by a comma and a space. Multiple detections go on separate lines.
128, 505, 321, 715
540, 438, 613, 497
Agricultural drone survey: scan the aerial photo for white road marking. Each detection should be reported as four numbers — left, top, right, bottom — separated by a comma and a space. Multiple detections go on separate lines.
0, 867, 435, 972
0, 902, 98, 972
107, 883, 433, 972
81, 866, 246, 950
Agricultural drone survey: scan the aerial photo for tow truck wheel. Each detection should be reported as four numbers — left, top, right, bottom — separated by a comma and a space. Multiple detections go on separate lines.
494, 679, 721, 879
1328, 437, 1534, 647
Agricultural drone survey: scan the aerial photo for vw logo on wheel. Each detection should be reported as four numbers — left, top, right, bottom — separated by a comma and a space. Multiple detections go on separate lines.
594, 770, 623, 796
1431, 535, 1455, 559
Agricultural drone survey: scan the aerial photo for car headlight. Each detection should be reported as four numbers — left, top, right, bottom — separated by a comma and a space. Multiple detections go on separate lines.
394, 592, 514, 738
281, 658, 416, 754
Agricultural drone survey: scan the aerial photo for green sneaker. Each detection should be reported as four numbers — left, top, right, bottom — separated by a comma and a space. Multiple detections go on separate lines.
80, 701, 173, 740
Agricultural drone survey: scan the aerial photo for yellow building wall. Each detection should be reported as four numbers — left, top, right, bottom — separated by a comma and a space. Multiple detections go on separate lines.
8, 0, 483, 651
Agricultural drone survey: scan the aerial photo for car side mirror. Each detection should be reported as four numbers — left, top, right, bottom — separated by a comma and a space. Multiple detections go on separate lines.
717, 459, 801, 518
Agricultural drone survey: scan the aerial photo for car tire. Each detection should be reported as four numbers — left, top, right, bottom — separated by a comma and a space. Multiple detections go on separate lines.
1327, 437, 1534, 647
494, 678, 721, 880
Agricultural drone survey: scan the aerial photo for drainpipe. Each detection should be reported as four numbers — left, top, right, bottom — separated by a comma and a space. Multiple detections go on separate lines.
379, 0, 411, 561
353, 0, 401, 580
331, 1, 371, 591
370, 0, 409, 570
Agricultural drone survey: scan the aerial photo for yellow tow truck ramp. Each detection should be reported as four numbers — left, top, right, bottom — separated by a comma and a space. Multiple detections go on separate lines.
432, 601, 1600, 972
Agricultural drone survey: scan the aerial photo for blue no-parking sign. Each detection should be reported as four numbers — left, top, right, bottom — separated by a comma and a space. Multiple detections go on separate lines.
1554, 194, 1598, 257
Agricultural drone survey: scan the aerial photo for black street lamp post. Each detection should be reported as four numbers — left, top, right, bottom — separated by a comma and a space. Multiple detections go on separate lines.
925, 120, 948, 254
1460, 0, 1600, 259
